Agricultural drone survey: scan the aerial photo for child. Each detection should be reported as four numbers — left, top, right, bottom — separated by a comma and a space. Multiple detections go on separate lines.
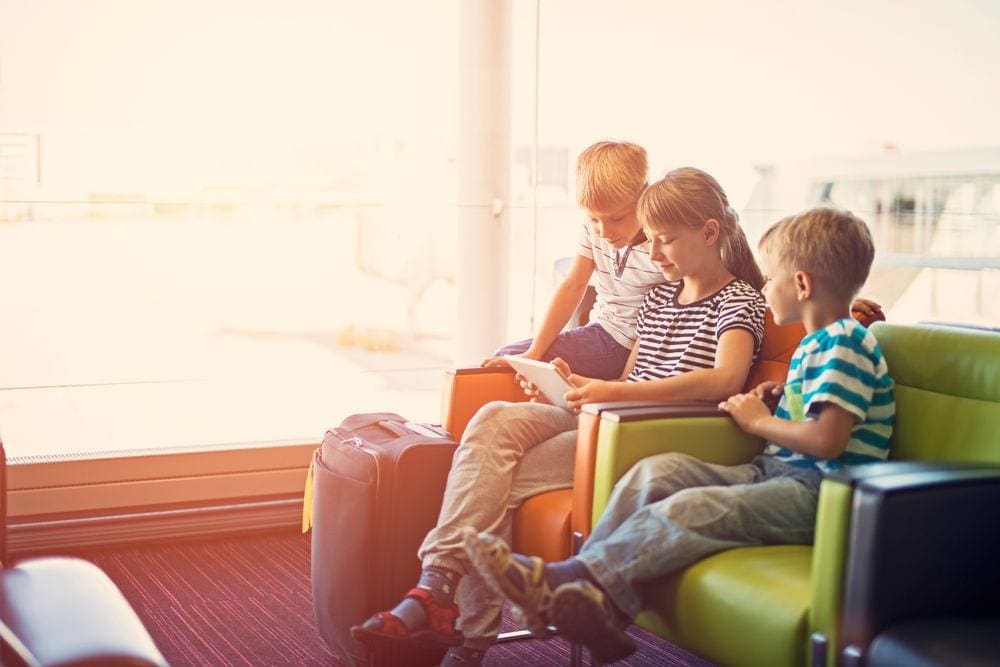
351, 167, 767, 666
484, 140, 665, 380
464, 206, 895, 664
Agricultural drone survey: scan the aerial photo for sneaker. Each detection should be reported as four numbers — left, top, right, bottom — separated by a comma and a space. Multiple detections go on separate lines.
549, 580, 636, 665
440, 645, 487, 666
350, 587, 463, 649
462, 529, 556, 637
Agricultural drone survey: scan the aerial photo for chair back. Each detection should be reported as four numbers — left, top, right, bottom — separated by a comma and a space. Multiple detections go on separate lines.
871, 322, 1000, 463
744, 310, 805, 390
744, 308, 887, 392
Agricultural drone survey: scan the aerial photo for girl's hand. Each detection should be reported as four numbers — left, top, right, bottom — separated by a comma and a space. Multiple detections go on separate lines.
718, 392, 771, 434
564, 380, 617, 412
850, 297, 883, 318
751, 381, 784, 412
514, 372, 547, 403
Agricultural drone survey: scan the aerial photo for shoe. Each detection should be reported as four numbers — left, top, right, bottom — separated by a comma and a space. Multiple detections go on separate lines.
350, 587, 463, 649
440, 645, 487, 666
549, 580, 636, 665
462, 529, 556, 637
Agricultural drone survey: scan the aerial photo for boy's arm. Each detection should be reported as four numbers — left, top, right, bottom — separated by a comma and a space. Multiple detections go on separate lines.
562, 328, 756, 410
523, 254, 596, 358
719, 396, 856, 460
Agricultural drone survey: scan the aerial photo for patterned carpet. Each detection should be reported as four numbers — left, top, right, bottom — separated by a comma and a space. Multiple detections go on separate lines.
79, 529, 714, 666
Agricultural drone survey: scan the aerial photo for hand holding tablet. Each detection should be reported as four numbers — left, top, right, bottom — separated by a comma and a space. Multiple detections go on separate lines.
501, 356, 575, 410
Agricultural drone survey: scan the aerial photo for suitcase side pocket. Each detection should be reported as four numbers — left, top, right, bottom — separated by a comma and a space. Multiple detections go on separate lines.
311, 446, 376, 667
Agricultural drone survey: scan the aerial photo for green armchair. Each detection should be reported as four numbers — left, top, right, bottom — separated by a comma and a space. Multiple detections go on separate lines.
582, 322, 1000, 666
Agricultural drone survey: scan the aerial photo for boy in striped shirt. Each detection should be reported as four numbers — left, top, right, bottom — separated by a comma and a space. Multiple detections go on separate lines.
464, 206, 895, 663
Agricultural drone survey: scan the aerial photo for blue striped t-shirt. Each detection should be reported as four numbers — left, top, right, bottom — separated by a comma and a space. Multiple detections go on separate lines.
764, 317, 895, 472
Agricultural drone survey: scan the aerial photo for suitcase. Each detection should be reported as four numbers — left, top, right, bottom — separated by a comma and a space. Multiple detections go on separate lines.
308, 412, 459, 666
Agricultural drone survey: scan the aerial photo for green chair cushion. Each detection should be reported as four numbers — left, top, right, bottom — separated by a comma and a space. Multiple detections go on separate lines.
639, 545, 813, 667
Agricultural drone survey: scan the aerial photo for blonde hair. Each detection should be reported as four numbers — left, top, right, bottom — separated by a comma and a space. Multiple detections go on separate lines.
575, 141, 648, 211
759, 207, 875, 302
637, 167, 765, 290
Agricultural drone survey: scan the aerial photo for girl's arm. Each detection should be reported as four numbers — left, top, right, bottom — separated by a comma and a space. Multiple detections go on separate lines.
718, 395, 856, 460
617, 338, 641, 380
562, 328, 756, 411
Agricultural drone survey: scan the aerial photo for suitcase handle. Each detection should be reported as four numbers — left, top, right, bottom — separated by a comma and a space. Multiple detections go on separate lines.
376, 420, 410, 437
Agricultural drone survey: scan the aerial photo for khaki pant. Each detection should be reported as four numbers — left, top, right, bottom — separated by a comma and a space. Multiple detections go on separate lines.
417, 400, 577, 639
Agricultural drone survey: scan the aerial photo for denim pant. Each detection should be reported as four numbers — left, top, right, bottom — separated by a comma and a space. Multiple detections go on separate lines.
495, 322, 631, 380
417, 401, 578, 640
578, 453, 823, 618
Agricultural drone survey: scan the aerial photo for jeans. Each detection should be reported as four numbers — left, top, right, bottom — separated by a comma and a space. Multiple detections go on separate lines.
578, 453, 822, 618
495, 322, 631, 380
417, 400, 578, 639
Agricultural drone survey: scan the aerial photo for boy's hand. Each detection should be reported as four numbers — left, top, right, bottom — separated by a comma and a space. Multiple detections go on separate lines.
850, 297, 883, 318
718, 393, 771, 434
751, 381, 784, 412
481, 349, 541, 369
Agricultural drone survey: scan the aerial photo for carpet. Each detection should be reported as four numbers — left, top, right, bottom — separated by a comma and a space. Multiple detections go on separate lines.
80, 530, 714, 666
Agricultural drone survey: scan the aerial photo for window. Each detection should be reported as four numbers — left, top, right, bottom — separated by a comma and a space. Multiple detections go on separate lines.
3, 1, 998, 536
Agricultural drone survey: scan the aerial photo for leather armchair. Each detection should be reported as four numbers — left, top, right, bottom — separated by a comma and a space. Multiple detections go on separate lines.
0, 440, 168, 667
572, 322, 1000, 666
835, 463, 1000, 667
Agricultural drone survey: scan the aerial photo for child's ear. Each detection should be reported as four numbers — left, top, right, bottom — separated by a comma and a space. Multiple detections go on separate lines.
703, 218, 721, 244
794, 270, 813, 300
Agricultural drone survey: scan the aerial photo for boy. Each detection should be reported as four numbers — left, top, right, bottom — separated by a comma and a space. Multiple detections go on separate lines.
484, 140, 665, 380
464, 206, 895, 664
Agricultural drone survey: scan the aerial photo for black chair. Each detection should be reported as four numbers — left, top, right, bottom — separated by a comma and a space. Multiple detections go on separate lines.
1, 438, 169, 667
836, 464, 1000, 667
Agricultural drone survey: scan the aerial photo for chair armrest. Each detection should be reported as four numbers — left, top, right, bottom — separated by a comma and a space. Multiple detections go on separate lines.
1, 557, 169, 666
576, 402, 765, 536
837, 465, 1000, 665
808, 461, 1000, 667
440, 366, 527, 441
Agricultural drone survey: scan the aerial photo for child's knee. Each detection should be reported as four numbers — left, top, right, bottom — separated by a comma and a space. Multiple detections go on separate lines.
623, 452, 694, 486
465, 400, 516, 434
662, 486, 739, 529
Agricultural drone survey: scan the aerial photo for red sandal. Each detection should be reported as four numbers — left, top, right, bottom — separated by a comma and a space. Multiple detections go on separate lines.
350, 588, 463, 649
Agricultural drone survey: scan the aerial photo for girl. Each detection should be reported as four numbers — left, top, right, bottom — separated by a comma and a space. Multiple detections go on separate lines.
351, 167, 767, 666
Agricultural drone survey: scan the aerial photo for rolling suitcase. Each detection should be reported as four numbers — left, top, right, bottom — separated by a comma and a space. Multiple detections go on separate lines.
307, 412, 458, 666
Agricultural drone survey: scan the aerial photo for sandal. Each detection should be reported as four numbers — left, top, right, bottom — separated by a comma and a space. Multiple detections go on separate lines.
350, 587, 463, 649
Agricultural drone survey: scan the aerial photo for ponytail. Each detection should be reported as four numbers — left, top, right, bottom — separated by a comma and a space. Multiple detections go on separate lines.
718, 207, 765, 290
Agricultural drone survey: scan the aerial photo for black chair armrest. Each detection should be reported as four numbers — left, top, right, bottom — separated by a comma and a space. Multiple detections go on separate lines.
839, 465, 1000, 663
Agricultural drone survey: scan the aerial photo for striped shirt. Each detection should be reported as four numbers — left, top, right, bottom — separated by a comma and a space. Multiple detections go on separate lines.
765, 318, 895, 472
627, 280, 766, 382
577, 223, 666, 348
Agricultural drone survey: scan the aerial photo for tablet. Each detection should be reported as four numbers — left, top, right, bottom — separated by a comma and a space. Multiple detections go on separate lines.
501, 356, 574, 409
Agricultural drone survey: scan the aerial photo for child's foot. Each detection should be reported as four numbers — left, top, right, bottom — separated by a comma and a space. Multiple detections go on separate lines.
440, 645, 487, 666
349, 587, 463, 649
549, 580, 636, 665
462, 529, 557, 637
